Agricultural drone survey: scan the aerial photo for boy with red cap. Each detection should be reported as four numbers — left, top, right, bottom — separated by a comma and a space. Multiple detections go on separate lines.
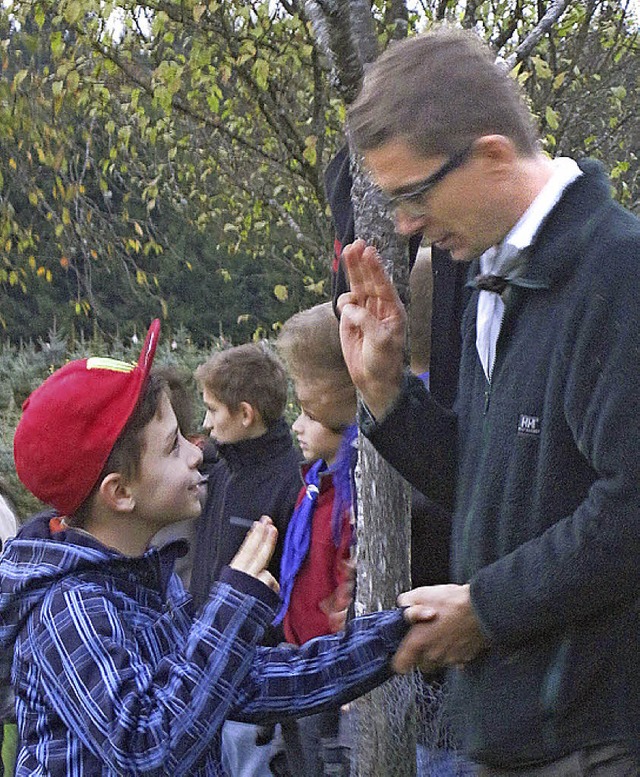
0, 320, 409, 776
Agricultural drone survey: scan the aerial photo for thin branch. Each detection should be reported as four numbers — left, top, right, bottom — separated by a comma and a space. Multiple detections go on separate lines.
503, 0, 573, 70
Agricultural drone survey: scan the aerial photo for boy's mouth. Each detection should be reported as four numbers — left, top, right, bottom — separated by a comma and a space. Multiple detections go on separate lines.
191, 476, 208, 491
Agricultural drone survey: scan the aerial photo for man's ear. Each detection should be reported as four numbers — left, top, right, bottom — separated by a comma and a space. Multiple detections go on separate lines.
239, 401, 256, 428
473, 134, 518, 167
98, 472, 136, 514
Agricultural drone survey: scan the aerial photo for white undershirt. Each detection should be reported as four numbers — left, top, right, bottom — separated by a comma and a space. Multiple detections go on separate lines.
476, 158, 582, 380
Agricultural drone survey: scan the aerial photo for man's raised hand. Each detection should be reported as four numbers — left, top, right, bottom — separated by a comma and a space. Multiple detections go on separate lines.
337, 240, 407, 419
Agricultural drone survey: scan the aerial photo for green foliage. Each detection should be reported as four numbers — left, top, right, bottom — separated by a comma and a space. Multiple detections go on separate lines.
0, 0, 637, 347
0, 1, 336, 341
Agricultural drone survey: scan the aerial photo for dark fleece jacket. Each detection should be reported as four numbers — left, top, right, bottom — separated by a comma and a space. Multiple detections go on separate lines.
190, 418, 301, 612
363, 160, 640, 768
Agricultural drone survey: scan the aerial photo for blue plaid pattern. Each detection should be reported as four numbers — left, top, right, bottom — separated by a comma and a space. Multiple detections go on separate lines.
0, 514, 406, 776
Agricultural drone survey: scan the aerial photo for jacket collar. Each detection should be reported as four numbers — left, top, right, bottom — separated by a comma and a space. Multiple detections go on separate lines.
216, 417, 294, 471
467, 159, 615, 293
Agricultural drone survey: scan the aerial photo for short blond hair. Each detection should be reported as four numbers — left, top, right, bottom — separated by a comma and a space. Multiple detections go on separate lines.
277, 303, 357, 430
277, 302, 350, 384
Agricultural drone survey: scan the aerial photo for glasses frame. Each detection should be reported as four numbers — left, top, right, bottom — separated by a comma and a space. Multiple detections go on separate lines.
385, 144, 474, 214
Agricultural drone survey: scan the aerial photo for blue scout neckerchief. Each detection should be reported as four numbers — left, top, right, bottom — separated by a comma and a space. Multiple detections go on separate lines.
330, 423, 357, 547
273, 458, 325, 625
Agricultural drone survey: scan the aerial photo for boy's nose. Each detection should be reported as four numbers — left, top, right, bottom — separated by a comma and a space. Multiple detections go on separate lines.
188, 440, 204, 468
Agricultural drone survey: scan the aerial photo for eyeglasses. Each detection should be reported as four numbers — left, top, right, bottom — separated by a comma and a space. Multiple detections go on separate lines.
385, 144, 474, 218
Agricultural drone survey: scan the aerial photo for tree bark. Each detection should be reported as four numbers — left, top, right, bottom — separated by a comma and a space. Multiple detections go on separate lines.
304, 0, 364, 103
350, 155, 417, 777
503, 0, 572, 69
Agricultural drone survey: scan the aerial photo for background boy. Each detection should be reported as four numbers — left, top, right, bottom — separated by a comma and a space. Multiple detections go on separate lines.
190, 343, 301, 610
190, 343, 302, 776
276, 302, 358, 776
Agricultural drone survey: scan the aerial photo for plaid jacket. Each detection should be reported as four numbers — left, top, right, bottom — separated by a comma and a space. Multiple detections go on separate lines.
0, 513, 407, 776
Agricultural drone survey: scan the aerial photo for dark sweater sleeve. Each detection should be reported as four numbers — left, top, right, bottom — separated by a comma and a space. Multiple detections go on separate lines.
360, 372, 457, 509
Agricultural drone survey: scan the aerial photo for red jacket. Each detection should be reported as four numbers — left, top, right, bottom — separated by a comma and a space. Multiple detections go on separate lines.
283, 466, 353, 645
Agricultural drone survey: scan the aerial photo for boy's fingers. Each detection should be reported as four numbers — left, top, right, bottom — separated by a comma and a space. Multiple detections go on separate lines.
256, 571, 279, 593
229, 521, 277, 576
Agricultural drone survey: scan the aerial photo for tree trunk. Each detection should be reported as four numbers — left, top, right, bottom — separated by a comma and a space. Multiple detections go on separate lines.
349, 157, 417, 777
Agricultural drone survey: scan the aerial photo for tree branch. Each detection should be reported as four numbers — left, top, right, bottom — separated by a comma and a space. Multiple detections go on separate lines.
349, 0, 379, 64
503, 0, 573, 70
304, 0, 364, 104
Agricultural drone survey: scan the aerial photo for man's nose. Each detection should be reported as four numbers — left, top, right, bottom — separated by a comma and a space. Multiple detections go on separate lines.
394, 211, 425, 237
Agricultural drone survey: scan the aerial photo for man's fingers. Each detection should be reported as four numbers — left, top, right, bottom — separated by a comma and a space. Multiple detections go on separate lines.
392, 622, 437, 674
402, 605, 437, 624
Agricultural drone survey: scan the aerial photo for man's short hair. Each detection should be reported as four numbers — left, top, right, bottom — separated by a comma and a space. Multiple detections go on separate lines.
348, 26, 539, 159
195, 343, 287, 428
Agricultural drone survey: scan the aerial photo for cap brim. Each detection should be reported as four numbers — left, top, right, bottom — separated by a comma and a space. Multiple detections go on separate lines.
138, 319, 161, 376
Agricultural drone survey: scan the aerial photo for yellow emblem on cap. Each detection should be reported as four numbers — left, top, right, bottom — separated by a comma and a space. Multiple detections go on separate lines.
86, 357, 136, 373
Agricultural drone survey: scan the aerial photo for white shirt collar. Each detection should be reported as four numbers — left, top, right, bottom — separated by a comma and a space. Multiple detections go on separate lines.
481, 157, 582, 274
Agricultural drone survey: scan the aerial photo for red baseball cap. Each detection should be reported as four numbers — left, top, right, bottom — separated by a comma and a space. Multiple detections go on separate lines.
14, 320, 161, 515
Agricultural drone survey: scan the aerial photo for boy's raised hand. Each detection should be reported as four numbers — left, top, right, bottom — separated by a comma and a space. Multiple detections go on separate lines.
229, 516, 280, 593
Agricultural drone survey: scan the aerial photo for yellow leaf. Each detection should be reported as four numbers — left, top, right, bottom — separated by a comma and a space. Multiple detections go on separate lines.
273, 284, 288, 302
9, 158, 16, 171
134, 221, 144, 237
545, 106, 560, 130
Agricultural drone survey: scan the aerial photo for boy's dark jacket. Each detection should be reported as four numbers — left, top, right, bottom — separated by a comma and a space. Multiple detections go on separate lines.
0, 512, 407, 776
363, 160, 640, 767
190, 418, 301, 611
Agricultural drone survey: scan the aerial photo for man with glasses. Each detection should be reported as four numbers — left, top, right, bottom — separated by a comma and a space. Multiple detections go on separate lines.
339, 26, 640, 777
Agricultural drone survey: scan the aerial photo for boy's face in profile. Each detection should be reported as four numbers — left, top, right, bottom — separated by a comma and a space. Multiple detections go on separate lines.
293, 375, 356, 433
128, 392, 205, 530
201, 387, 249, 444
292, 410, 343, 466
